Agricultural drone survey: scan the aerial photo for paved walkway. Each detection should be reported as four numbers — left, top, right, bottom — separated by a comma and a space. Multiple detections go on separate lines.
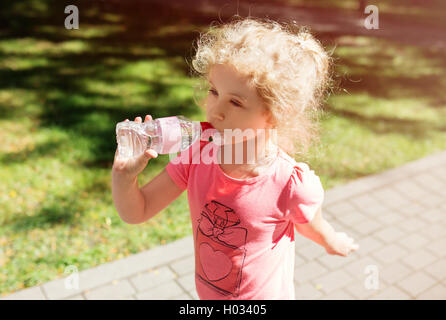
2, 150, 446, 300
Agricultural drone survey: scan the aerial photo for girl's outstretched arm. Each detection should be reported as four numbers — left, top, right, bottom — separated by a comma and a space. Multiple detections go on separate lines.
294, 206, 359, 257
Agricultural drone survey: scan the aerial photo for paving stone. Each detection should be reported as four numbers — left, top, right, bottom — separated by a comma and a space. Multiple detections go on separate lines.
319, 289, 354, 300
433, 187, 446, 198
392, 181, 429, 202
416, 193, 446, 209
424, 259, 446, 281
377, 212, 403, 226
296, 242, 326, 261
369, 286, 412, 300
312, 269, 355, 295
324, 183, 371, 206
349, 194, 380, 209
412, 172, 446, 192
177, 273, 195, 292
399, 217, 427, 233
380, 262, 413, 285
171, 293, 193, 300
41, 236, 193, 300
397, 202, 428, 217
294, 231, 309, 247
345, 279, 384, 300
170, 256, 195, 276
1, 286, 46, 300
418, 207, 445, 223
344, 256, 383, 281
373, 226, 406, 244
335, 211, 367, 226
371, 244, 409, 265
420, 224, 446, 240
294, 283, 324, 300
397, 272, 437, 298
316, 251, 356, 270
129, 266, 176, 292
397, 233, 429, 250
324, 201, 358, 218
355, 203, 391, 217
84, 279, 135, 300
136, 281, 185, 300
294, 261, 328, 284
353, 219, 382, 236
355, 236, 384, 257
416, 284, 446, 300
401, 249, 437, 271
369, 187, 408, 209
294, 253, 306, 267
190, 290, 199, 300
327, 219, 351, 233
434, 164, 446, 179
65, 294, 85, 300
425, 236, 446, 258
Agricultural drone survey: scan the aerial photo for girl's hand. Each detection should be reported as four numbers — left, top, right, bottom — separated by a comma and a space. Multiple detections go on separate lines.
112, 115, 158, 180
325, 232, 359, 257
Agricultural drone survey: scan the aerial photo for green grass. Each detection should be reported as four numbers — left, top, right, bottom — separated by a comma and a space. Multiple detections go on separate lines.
1, 0, 446, 296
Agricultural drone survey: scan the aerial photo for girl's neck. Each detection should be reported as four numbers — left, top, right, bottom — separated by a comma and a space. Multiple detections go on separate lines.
217, 134, 279, 175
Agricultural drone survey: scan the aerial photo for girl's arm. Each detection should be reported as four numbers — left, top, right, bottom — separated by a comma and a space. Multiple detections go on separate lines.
112, 168, 184, 225
112, 171, 145, 224
294, 206, 359, 257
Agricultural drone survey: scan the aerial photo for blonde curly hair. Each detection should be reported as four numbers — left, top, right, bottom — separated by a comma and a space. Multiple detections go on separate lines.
188, 16, 334, 158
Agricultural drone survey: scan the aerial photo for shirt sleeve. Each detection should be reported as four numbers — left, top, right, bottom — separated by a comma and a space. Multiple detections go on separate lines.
165, 148, 193, 191
165, 139, 203, 191
285, 163, 325, 224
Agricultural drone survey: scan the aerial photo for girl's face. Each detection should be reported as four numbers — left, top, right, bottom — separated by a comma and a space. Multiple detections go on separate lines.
205, 64, 273, 143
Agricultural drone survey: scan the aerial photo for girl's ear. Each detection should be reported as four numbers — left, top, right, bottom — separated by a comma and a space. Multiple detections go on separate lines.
264, 110, 276, 129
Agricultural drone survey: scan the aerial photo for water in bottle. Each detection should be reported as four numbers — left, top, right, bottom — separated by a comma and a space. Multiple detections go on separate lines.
115, 115, 216, 158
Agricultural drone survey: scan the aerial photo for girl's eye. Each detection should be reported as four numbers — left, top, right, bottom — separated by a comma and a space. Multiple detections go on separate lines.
208, 89, 242, 107
230, 100, 242, 107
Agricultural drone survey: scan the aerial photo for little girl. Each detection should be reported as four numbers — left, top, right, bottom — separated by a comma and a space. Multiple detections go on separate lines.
112, 17, 359, 300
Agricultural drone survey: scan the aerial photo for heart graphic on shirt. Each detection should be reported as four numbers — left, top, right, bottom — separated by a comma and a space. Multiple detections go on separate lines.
199, 242, 232, 282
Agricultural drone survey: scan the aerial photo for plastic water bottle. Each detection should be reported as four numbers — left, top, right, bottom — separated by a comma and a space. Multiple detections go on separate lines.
115, 115, 216, 158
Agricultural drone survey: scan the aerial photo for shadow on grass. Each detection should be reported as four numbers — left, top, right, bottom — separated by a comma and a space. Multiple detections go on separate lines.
9, 193, 84, 232
0, 0, 446, 168
0, 0, 214, 170
0, 0, 445, 166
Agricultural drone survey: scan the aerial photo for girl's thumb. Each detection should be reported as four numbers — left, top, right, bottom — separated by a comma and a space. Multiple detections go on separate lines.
136, 149, 157, 167
145, 149, 158, 159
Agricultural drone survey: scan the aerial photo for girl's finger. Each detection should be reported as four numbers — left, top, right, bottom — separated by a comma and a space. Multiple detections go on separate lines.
135, 116, 142, 122
145, 115, 152, 122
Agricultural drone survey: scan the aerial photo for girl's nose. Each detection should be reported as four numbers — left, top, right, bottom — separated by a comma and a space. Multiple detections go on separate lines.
214, 113, 225, 121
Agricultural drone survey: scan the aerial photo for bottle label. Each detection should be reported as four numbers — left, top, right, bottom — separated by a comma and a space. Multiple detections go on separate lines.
157, 116, 182, 154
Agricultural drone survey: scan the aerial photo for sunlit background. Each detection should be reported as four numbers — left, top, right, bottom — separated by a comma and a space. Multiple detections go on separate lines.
0, 0, 445, 296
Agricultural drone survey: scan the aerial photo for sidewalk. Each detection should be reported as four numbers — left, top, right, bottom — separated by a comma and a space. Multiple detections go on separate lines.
2, 150, 446, 300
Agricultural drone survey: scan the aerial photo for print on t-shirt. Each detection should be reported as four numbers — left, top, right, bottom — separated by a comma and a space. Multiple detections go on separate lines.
195, 200, 248, 297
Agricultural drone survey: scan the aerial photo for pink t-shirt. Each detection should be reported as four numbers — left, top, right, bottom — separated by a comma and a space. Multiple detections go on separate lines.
165, 138, 324, 300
